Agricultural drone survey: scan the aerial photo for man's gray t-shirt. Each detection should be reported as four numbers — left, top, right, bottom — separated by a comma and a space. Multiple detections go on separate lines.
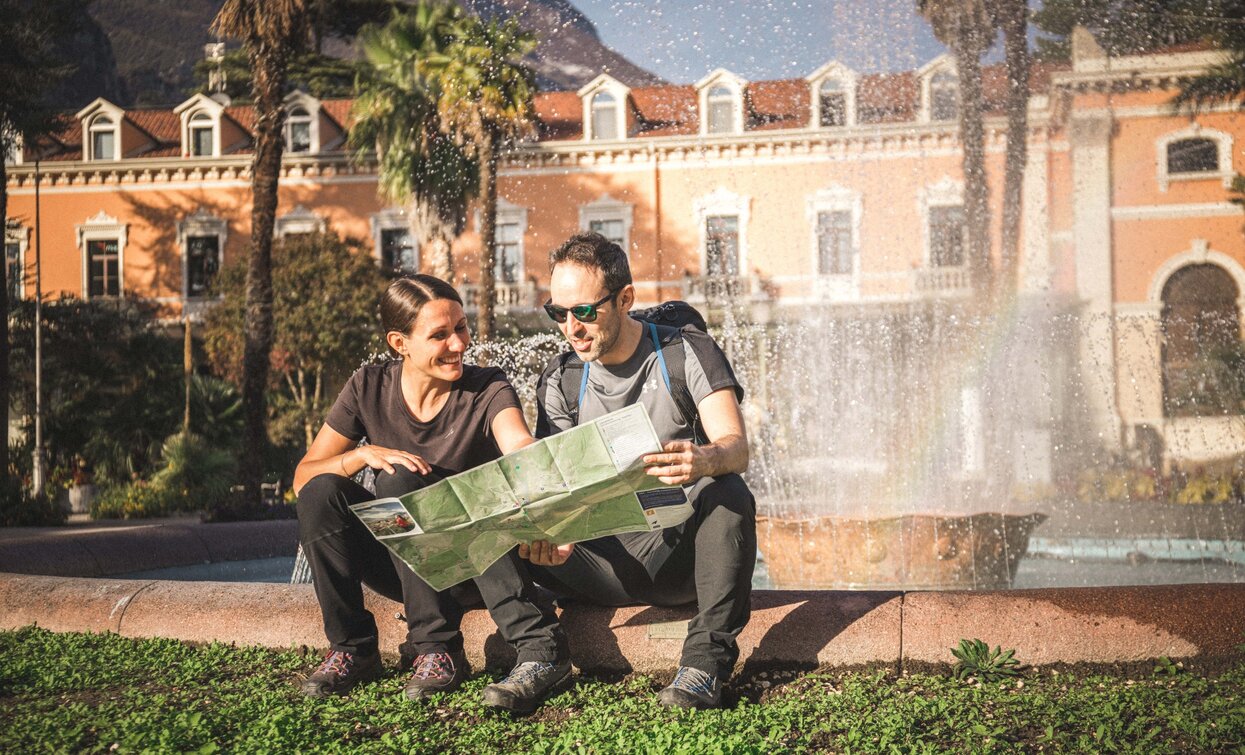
536, 326, 744, 443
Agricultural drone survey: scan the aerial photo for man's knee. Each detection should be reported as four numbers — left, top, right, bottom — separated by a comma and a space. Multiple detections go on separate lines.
695, 474, 757, 525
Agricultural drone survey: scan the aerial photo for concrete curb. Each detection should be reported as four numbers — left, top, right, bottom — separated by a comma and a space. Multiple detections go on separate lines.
2, 573, 1241, 674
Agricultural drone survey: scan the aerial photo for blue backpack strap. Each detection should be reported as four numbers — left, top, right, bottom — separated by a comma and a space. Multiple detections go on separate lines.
648, 322, 673, 394
578, 360, 591, 410
649, 323, 705, 445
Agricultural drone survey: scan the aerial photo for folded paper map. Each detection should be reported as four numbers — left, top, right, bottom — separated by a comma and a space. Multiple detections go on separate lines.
350, 403, 693, 590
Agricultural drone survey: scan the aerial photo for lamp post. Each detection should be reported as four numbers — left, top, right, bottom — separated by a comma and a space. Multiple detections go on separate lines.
31, 157, 44, 497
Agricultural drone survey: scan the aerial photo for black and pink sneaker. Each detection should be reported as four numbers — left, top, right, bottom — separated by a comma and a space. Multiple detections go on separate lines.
300, 650, 383, 698
404, 651, 469, 700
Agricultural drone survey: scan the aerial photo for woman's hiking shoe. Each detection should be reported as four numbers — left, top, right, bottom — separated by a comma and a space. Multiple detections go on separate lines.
481, 658, 572, 713
657, 666, 722, 709
300, 650, 383, 698
404, 651, 469, 700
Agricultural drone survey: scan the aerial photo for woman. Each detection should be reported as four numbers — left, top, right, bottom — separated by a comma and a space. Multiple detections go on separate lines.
294, 274, 569, 713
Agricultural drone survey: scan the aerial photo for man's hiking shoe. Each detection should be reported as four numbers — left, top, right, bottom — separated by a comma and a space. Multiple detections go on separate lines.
300, 650, 383, 698
481, 658, 572, 713
404, 651, 469, 700
657, 666, 722, 709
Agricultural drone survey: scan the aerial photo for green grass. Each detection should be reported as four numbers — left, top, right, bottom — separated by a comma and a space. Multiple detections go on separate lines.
1, 627, 1243, 754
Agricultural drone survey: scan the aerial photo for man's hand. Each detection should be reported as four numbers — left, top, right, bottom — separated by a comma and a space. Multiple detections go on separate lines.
519, 540, 574, 566
643, 440, 712, 485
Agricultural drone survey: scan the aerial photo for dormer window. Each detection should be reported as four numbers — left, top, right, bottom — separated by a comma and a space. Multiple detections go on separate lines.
189, 111, 216, 156
819, 80, 847, 127
286, 106, 312, 153
930, 70, 959, 121
706, 86, 736, 134
89, 115, 117, 161
590, 92, 619, 140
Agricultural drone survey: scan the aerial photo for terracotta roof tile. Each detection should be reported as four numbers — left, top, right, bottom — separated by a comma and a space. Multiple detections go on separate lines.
631, 85, 698, 126
533, 90, 583, 140
224, 105, 257, 133
857, 71, 918, 123
320, 99, 353, 130
747, 78, 808, 122
126, 109, 181, 142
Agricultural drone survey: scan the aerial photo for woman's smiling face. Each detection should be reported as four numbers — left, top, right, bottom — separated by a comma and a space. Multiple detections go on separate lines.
397, 298, 470, 381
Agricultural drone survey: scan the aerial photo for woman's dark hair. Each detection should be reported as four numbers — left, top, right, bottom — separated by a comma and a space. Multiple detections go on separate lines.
549, 232, 632, 293
380, 274, 463, 350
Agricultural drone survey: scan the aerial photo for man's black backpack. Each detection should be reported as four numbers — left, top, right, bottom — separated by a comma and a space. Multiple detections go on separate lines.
536, 301, 707, 443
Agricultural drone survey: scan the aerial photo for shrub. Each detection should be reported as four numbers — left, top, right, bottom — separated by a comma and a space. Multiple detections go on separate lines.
951, 639, 1025, 682
91, 432, 239, 519
90, 481, 178, 520
0, 478, 65, 526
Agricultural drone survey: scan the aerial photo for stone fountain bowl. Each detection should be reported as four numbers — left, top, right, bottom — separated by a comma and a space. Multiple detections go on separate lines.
756, 511, 1048, 590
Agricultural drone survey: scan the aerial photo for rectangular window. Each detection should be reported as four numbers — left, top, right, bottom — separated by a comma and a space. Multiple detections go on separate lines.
495, 222, 521, 283
380, 228, 417, 273
87, 238, 120, 297
816, 210, 853, 276
591, 107, 618, 140
5, 242, 21, 302
928, 205, 965, 267
191, 127, 214, 157
705, 215, 739, 276
289, 122, 312, 153
92, 131, 115, 161
589, 218, 625, 249
820, 94, 847, 127
185, 235, 220, 297
708, 102, 735, 134
931, 89, 958, 122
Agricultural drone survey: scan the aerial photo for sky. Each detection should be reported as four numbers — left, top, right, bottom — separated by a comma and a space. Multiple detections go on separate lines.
570, 0, 956, 84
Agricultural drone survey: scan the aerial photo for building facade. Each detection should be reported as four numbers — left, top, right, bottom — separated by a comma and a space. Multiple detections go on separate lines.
5, 35, 1244, 464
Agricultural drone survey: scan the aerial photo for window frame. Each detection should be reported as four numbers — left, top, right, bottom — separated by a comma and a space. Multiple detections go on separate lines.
578, 194, 634, 253
4, 223, 28, 302
188, 110, 217, 157
88, 114, 119, 161
806, 61, 858, 129
806, 184, 862, 286
77, 211, 127, 300
370, 208, 419, 273
696, 69, 747, 137
275, 205, 326, 238
693, 187, 750, 276
918, 55, 959, 124
919, 177, 967, 270
578, 75, 630, 143
489, 199, 528, 285
1156, 125, 1234, 192
178, 209, 228, 300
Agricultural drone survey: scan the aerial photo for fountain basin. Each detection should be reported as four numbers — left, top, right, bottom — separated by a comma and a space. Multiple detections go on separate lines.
757, 512, 1047, 590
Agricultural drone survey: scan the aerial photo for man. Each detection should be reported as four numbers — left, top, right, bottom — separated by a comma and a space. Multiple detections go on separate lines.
521, 231, 757, 709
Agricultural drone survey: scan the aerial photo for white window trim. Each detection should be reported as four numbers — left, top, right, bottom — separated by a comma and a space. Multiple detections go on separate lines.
370, 207, 418, 269
482, 199, 528, 282
75, 98, 127, 162
806, 185, 862, 287
918, 176, 965, 268
1156, 124, 1234, 193
806, 61, 858, 128
918, 54, 958, 124
275, 205, 326, 238
578, 194, 634, 253
4, 222, 29, 301
87, 114, 120, 162
185, 109, 220, 157
577, 74, 630, 142
1147, 238, 1245, 313
695, 69, 748, 136
174, 94, 227, 159
693, 187, 750, 275
283, 91, 321, 155
178, 209, 228, 300
76, 211, 127, 299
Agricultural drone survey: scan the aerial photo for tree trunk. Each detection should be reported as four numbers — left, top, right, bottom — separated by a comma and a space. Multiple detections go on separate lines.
998, 0, 1029, 299
0, 155, 10, 493
953, 36, 992, 301
410, 198, 454, 282
239, 42, 290, 510
475, 130, 497, 344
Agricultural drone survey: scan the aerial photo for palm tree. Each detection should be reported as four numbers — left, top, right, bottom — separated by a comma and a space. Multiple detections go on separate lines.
987, 0, 1029, 296
350, 3, 478, 281
428, 15, 537, 342
918, 0, 995, 299
211, 0, 312, 509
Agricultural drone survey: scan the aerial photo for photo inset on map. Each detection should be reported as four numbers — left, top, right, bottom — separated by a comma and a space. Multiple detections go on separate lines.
351, 497, 421, 539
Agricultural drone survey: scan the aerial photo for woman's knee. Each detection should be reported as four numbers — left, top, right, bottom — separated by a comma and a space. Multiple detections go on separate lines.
297, 473, 364, 538
373, 467, 431, 498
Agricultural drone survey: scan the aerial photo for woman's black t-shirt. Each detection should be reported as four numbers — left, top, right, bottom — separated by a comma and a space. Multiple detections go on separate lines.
324, 360, 522, 479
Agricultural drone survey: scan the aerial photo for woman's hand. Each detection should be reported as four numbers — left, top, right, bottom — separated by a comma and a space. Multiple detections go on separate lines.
350, 445, 432, 476
518, 540, 574, 566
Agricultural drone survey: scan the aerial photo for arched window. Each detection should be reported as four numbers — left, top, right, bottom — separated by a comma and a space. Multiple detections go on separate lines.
1161, 264, 1242, 416
590, 91, 619, 140
930, 70, 958, 122
1166, 137, 1218, 175
819, 78, 847, 127
286, 106, 312, 153
89, 115, 116, 161
189, 111, 215, 157
706, 85, 736, 134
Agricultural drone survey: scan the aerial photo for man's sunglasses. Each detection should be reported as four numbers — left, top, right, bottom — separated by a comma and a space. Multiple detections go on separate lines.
543, 290, 619, 323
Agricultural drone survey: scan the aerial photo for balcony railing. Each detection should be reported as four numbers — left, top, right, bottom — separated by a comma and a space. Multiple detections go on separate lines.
461, 280, 538, 311
913, 266, 972, 295
682, 273, 757, 304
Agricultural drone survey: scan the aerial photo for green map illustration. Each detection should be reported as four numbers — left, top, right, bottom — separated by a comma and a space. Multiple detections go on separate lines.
350, 404, 690, 591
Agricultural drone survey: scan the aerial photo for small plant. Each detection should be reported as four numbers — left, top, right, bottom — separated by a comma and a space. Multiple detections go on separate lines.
1153, 656, 1185, 677
951, 638, 1024, 681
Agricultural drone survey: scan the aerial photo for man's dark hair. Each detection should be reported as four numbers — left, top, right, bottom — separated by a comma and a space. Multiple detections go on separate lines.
549, 232, 632, 292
